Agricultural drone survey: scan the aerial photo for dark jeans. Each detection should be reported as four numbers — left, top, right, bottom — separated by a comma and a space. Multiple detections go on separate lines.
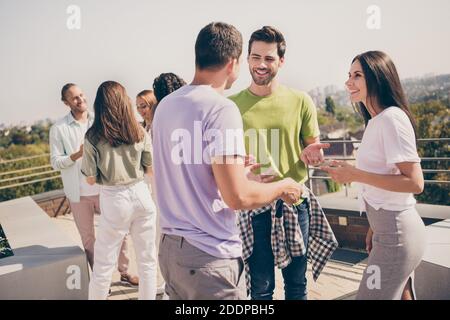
247, 200, 310, 300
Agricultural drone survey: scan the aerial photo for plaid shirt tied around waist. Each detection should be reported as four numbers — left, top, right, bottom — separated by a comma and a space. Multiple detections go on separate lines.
238, 187, 338, 290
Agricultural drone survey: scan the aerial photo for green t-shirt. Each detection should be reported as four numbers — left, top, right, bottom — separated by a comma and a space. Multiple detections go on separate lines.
229, 85, 320, 184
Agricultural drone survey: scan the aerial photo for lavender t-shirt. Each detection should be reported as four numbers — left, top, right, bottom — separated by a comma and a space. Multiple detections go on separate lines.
152, 85, 246, 258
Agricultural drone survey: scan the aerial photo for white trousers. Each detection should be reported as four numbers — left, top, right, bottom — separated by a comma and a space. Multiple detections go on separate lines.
88, 181, 157, 300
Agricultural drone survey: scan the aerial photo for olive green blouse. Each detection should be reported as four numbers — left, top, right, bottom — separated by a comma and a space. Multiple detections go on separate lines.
81, 131, 152, 186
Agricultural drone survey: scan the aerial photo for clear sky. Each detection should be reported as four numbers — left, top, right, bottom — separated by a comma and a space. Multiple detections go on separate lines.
1, 0, 449, 125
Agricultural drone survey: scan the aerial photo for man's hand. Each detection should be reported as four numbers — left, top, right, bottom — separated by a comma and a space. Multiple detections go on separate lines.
70, 144, 83, 162
244, 154, 256, 167
244, 154, 277, 183
300, 142, 330, 166
86, 176, 96, 185
280, 178, 303, 205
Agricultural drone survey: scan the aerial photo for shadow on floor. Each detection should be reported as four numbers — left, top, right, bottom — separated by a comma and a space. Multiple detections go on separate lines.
330, 248, 368, 265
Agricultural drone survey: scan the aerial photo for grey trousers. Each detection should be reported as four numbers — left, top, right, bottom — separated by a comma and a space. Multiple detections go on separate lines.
356, 202, 426, 300
158, 234, 247, 300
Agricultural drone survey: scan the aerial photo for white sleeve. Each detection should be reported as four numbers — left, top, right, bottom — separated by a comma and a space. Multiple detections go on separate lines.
381, 112, 420, 164
49, 125, 75, 170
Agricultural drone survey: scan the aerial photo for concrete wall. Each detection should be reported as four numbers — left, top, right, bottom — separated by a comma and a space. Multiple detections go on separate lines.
0, 197, 89, 299
32, 188, 447, 252
318, 189, 448, 250
32, 189, 70, 218
414, 219, 450, 300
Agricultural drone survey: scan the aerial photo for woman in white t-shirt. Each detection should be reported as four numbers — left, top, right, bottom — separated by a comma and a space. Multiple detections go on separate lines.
321, 51, 426, 300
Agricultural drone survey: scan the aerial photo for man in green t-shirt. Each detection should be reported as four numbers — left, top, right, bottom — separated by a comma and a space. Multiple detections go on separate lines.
229, 26, 329, 300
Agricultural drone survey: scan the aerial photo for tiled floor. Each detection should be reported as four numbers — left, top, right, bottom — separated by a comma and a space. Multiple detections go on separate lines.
52, 212, 366, 300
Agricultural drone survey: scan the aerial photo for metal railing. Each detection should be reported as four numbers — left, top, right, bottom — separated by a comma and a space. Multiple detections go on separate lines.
0, 138, 448, 193
308, 137, 450, 196
0, 153, 50, 164
0, 153, 60, 191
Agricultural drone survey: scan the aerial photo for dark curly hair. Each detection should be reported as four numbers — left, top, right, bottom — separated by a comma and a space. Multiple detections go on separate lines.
152, 73, 187, 102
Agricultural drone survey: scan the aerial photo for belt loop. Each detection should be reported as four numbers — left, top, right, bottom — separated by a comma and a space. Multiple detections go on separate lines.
180, 237, 184, 248
162, 234, 166, 243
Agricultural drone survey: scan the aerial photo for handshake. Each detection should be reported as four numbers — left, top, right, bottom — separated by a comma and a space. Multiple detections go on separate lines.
244, 155, 303, 205
279, 177, 304, 205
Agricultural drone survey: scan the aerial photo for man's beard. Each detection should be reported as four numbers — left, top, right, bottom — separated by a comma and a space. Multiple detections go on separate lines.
73, 101, 87, 112
250, 68, 277, 86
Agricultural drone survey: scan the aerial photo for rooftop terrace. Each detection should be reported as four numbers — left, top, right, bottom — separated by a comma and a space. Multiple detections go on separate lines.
1, 138, 448, 299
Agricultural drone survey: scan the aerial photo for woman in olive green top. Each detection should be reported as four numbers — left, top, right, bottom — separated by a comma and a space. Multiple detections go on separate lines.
82, 81, 157, 300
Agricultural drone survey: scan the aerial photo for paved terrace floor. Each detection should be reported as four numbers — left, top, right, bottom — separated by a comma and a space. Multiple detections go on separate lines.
52, 212, 367, 300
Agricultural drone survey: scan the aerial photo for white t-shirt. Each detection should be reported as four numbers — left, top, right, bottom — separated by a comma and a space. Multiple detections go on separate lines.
77, 121, 100, 197
356, 107, 420, 211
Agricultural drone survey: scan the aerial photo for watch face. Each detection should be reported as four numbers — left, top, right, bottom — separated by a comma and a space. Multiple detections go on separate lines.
0, 224, 14, 259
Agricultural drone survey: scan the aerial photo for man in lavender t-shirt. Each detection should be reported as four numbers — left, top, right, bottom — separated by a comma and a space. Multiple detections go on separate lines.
153, 84, 246, 258
152, 22, 303, 300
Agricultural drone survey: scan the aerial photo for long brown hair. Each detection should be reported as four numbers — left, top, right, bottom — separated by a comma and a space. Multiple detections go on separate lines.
87, 81, 144, 147
352, 51, 417, 136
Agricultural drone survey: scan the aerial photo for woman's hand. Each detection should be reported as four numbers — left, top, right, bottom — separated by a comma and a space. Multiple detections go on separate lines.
366, 227, 373, 254
320, 160, 359, 184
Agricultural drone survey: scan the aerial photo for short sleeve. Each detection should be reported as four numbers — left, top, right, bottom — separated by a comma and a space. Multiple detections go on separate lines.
204, 102, 246, 161
81, 138, 99, 177
381, 111, 420, 164
300, 93, 320, 139
141, 130, 152, 167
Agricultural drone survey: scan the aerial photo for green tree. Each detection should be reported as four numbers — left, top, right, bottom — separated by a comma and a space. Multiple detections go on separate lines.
335, 106, 364, 132
325, 179, 341, 193
0, 143, 62, 202
317, 109, 334, 126
410, 100, 449, 205
0, 122, 52, 149
325, 96, 336, 116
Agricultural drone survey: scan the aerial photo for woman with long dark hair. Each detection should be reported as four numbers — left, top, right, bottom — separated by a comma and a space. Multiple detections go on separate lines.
82, 81, 157, 300
321, 51, 426, 300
